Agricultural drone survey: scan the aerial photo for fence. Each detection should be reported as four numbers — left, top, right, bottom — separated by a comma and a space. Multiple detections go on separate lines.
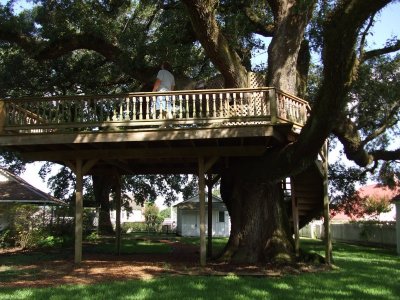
300, 221, 396, 247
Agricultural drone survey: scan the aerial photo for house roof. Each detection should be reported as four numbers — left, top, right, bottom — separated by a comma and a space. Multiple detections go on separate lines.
331, 183, 398, 222
0, 168, 66, 206
358, 184, 400, 202
173, 194, 227, 210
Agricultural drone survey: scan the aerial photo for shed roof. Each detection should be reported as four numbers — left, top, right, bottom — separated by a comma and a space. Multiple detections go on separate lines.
0, 168, 66, 206
173, 194, 227, 210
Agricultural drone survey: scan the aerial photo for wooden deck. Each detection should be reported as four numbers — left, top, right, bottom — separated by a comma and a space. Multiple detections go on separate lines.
0, 87, 309, 174
0, 87, 325, 265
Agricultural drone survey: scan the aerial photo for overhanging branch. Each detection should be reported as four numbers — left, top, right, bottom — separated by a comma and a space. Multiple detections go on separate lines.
361, 39, 400, 61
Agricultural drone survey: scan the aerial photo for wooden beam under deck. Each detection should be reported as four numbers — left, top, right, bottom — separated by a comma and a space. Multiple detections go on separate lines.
1, 126, 282, 146
21, 145, 268, 161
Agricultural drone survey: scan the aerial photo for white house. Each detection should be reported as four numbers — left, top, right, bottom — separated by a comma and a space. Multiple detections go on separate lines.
173, 195, 230, 237
110, 201, 145, 225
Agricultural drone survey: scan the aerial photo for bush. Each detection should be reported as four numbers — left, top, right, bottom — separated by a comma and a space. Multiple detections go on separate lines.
36, 235, 64, 248
0, 204, 74, 249
0, 229, 11, 248
86, 231, 100, 242
122, 222, 147, 233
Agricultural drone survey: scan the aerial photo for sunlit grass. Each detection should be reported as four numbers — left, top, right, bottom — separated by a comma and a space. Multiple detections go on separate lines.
1, 239, 399, 299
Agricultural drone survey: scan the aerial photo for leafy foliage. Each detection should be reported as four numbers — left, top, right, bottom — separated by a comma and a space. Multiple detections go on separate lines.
143, 202, 163, 232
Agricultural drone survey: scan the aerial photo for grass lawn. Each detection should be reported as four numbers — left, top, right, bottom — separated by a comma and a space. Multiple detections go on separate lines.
0, 239, 399, 300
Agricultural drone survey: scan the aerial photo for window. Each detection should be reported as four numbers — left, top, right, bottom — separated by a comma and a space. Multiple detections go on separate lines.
218, 211, 225, 223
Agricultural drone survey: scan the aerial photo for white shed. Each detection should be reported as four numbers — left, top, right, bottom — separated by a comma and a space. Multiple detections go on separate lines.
173, 195, 230, 237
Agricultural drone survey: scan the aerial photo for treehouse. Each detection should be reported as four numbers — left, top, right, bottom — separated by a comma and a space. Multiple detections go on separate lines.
0, 84, 330, 265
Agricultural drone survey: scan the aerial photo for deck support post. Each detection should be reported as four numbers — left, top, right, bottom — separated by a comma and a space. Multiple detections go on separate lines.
0, 100, 5, 134
114, 172, 122, 256
205, 174, 220, 259
68, 159, 97, 264
206, 174, 213, 259
74, 159, 83, 264
291, 178, 300, 257
322, 141, 332, 265
198, 157, 206, 267
395, 198, 400, 255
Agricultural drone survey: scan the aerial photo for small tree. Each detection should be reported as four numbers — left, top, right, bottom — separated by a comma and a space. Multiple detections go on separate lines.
143, 203, 163, 232
159, 207, 171, 219
362, 195, 392, 219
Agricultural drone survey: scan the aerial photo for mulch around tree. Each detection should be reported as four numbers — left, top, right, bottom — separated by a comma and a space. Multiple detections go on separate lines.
0, 240, 331, 288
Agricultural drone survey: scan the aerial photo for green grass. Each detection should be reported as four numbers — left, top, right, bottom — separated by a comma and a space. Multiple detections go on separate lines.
1, 239, 399, 299
84, 238, 172, 255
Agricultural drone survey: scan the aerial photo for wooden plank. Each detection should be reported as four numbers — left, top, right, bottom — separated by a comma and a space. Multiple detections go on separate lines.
21, 146, 268, 161
0, 126, 278, 146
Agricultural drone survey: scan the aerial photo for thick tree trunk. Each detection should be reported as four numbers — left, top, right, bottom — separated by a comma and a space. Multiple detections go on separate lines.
267, 0, 316, 93
219, 158, 294, 263
93, 175, 114, 235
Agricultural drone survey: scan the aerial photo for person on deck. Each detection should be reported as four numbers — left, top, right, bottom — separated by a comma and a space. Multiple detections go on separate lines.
152, 61, 175, 119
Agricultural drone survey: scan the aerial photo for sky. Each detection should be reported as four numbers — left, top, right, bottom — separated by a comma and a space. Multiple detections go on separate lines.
2, 0, 398, 201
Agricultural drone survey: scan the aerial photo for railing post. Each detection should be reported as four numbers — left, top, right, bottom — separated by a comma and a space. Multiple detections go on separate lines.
269, 88, 277, 124
0, 100, 5, 133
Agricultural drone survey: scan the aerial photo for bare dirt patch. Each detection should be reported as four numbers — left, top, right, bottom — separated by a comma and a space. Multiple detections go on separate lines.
0, 241, 330, 288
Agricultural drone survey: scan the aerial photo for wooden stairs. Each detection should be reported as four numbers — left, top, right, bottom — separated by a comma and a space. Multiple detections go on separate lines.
285, 154, 327, 231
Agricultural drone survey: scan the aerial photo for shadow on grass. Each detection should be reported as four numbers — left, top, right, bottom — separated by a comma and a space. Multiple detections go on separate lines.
1, 268, 399, 300
1, 239, 399, 300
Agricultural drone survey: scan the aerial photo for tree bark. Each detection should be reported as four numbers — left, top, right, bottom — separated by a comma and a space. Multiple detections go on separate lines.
182, 0, 248, 88
266, 0, 316, 94
93, 175, 114, 235
219, 158, 294, 263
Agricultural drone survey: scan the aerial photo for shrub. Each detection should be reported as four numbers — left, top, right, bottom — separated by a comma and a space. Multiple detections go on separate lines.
0, 229, 11, 248
122, 222, 147, 233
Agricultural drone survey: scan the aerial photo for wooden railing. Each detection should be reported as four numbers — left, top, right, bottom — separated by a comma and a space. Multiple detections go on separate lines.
0, 87, 309, 134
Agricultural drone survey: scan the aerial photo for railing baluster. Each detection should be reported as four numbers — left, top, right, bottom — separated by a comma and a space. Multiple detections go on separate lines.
125, 97, 129, 120
150, 96, 155, 119
232, 93, 237, 117
205, 94, 210, 117
212, 93, 217, 118
139, 97, 143, 120
185, 94, 189, 118
145, 96, 149, 120
192, 94, 197, 118
226, 92, 230, 117
132, 96, 136, 120
171, 95, 176, 118
198, 94, 203, 117
179, 95, 183, 119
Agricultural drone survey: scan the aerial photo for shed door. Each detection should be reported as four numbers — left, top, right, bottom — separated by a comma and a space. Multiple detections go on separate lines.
182, 211, 198, 236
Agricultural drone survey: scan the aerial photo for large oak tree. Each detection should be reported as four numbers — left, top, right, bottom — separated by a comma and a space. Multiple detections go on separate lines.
1, 0, 399, 263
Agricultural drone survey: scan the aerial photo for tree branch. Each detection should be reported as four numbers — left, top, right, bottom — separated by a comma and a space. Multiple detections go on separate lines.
240, 4, 275, 37
370, 149, 400, 161
285, 0, 391, 171
182, 0, 248, 88
360, 101, 400, 146
333, 115, 400, 168
333, 117, 373, 167
361, 39, 400, 61
358, 13, 376, 58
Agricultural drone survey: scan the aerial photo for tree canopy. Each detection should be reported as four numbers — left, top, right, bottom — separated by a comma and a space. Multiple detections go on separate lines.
0, 0, 399, 263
